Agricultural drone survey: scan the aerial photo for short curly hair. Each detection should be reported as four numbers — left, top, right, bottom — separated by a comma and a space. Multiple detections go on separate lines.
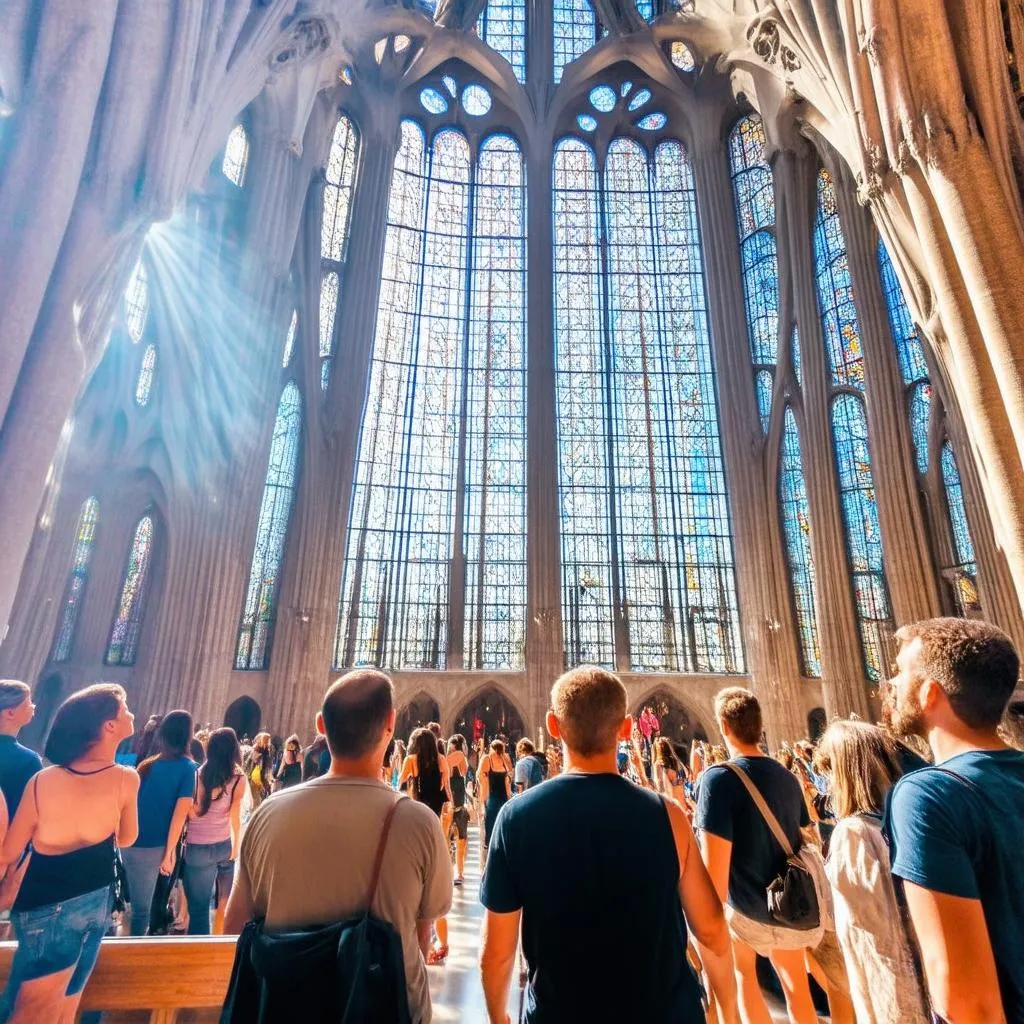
896, 617, 1019, 730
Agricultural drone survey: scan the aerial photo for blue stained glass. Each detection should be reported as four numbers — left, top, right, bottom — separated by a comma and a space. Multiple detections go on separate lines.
941, 442, 976, 569
442, 75, 458, 97
636, 112, 667, 131
320, 358, 332, 391
739, 232, 779, 367
222, 124, 249, 187
590, 85, 617, 112
135, 344, 157, 407
877, 241, 928, 385
462, 84, 492, 116
282, 309, 298, 368
620, 81, 633, 97
420, 87, 449, 114
577, 114, 598, 132
791, 324, 802, 385
337, 123, 527, 671
554, 136, 743, 674
106, 515, 155, 666
779, 409, 822, 677
124, 259, 149, 343
477, 0, 526, 82
728, 115, 774, 237
755, 370, 773, 434
831, 394, 893, 681
628, 88, 652, 111
908, 380, 932, 474
814, 169, 865, 390
635, 0, 655, 19
236, 383, 303, 669
554, 0, 598, 83
51, 497, 99, 663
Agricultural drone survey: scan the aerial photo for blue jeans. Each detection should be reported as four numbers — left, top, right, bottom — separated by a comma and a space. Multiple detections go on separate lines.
182, 840, 231, 936
120, 845, 164, 936
0, 884, 111, 1020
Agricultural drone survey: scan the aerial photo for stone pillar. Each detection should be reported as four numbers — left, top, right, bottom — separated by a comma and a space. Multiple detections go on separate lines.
774, 147, 871, 720
689, 107, 808, 743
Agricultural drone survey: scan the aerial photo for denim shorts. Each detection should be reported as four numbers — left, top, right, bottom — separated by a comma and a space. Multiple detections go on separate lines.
1, 884, 112, 1013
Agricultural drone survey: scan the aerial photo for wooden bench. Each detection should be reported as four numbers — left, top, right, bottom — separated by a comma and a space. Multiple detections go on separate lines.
0, 936, 237, 1022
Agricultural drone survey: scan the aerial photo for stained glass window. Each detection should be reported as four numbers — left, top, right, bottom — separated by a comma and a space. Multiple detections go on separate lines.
282, 309, 298, 368
320, 115, 360, 369
478, 0, 526, 82
940, 441, 979, 615
670, 41, 696, 70
728, 115, 778, 429
908, 380, 933, 474
877, 242, 928, 386
222, 124, 249, 187
554, 0, 598, 83
336, 123, 528, 671
779, 409, 821, 676
135, 344, 157, 407
635, 0, 655, 20
106, 515, 155, 666
554, 136, 742, 673
831, 394, 893, 681
236, 382, 303, 670
791, 324, 802, 385
124, 259, 149, 343
51, 497, 99, 663
814, 170, 865, 390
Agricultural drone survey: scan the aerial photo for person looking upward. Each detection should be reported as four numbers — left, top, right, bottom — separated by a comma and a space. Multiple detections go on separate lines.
0, 681, 41, 820
479, 665, 737, 1024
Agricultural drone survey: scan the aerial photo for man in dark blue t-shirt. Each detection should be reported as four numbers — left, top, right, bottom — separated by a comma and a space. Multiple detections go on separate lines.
883, 617, 1024, 1024
0, 680, 42, 819
479, 666, 737, 1024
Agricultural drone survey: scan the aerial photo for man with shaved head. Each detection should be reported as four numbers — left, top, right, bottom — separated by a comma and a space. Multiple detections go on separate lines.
225, 670, 452, 1023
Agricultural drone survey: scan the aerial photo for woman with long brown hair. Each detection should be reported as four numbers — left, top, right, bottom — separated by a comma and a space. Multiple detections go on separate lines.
816, 720, 928, 1024
0, 684, 138, 1023
400, 727, 453, 964
651, 737, 687, 804
478, 738, 512, 869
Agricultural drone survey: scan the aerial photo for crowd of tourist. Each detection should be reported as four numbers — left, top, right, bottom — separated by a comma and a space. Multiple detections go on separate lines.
0, 615, 1020, 1022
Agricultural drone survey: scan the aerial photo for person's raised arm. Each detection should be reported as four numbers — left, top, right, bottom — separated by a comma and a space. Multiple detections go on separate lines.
0, 775, 39, 868
116, 769, 141, 849
665, 800, 737, 1024
479, 908, 519, 1024
903, 883, 1006, 1024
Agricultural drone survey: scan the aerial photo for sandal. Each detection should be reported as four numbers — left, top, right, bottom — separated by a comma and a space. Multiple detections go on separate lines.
426, 944, 449, 965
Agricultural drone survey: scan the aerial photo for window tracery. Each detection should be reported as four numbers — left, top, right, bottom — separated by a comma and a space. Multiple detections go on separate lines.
106, 514, 155, 666
123, 258, 149, 343
553, 0, 599, 83
135, 344, 157, 407
941, 442, 981, 616
477, 0, 526, 82
236, 382, 303, 670
222, 124, 249, 187
554, 122, 742, 674
336, 112, 528, 672
814, 169, 893, 681
51, 497, 99, 663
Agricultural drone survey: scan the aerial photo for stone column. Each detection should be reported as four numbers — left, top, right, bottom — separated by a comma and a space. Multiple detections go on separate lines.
689, 106, 807, 743
774, 147, 871, 720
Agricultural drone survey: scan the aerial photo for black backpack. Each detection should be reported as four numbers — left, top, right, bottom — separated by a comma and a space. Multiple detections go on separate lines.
221, 798, 412, 1024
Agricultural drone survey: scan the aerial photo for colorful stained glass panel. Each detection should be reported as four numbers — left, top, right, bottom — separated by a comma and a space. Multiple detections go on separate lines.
51, 497, 99, 663
477, 0, 527, 82
877, 241, 928, 386
554, 0, 597, 83
106, 515, 155, 666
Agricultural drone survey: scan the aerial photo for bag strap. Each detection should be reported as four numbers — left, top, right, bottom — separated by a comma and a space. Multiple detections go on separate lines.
724, 762, 795, 858
366, 797, 405, 914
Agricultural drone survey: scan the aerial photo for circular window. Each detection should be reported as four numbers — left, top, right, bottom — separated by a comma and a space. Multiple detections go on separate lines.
420, 87, 449, 114
577, 114, 598, 132
636, 112, 668, 131
589, 85, 617, 112
462, 84, 492, 116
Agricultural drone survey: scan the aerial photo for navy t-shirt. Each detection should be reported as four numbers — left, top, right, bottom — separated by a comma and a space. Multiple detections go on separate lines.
136, 757, 197, 848
480, 773, 704, 1023
694, 756, 809, 923
884, 749, 1024, 1022
0, 736, 42, 818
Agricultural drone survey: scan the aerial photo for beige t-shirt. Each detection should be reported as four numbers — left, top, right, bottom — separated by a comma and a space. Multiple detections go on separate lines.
237, 776, 452, 1024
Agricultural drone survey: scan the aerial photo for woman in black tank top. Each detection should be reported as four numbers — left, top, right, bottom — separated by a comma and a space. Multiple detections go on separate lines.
445, 735, 470, 885
0, 684, 138, 1023
480, 739, 513, 868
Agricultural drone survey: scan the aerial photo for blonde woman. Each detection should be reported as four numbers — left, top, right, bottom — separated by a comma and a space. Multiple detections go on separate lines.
816, 721, 929, 1024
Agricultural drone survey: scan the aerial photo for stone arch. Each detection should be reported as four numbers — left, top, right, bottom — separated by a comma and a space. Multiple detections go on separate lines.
394, 691, 441, 743
807, 707, 827, 742
223, 695, 262, 740
631, 686, 711, 755
448, 682, 529, 747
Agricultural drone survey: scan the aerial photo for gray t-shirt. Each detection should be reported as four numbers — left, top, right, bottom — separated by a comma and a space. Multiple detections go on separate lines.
237, 776, 452, 1023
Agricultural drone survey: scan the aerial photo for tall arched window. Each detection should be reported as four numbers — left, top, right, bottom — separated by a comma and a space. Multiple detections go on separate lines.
814, 169, 893, 680
728, 113, 778, 433
236, 382, 303, 669
940, 442, 980, 615
336, 117, 528, 671
554, 134, 742, 673
553, 0, 598, 82
123, 258, 149, 343
478, 1, 527, 82
222, 124, 250, 187
319, 115, 360, 387
778, 410, 821, 676
106, 515, 155, 666
51, 497, 99, 663
135, 344, 157, 407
